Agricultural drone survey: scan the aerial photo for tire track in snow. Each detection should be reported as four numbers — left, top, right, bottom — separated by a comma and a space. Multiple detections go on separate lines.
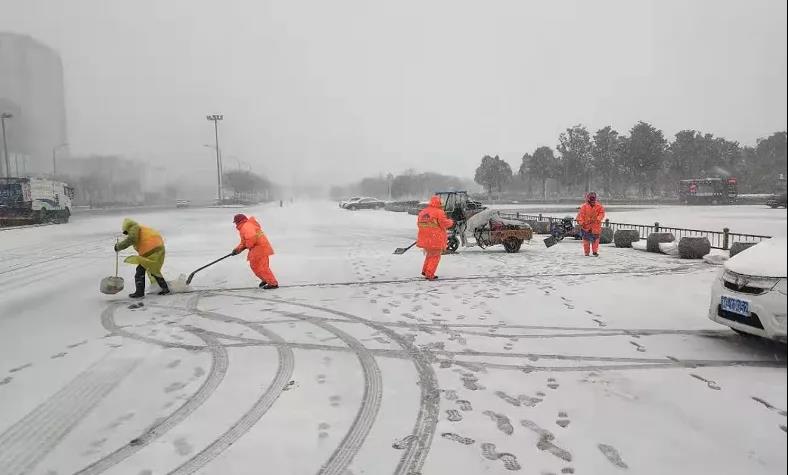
275, 310, 383, 475
167, 295, 294, 475
230, 294, 440, 475
100, 303, 204, 351
0, 356, 139, 475
74, 329, 228, 475
182, 264, 702, 293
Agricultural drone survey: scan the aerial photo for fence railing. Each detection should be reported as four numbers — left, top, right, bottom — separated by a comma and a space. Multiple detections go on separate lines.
498, 212, 771, 250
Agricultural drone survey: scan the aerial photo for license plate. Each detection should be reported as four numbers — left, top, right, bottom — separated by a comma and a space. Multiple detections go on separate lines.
721, 295, 750, 317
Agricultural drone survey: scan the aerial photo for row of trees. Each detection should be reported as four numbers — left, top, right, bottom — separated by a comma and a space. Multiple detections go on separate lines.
330, 169, 474, 201
474, 124, 787, 199
223, 170, 276, 202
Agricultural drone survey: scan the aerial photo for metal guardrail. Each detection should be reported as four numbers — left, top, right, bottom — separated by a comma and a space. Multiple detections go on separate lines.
498, 212, 771, 250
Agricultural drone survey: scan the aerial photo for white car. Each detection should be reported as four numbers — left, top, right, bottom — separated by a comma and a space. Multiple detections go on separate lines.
339, 197, 362, 208
708, 237, 787, 342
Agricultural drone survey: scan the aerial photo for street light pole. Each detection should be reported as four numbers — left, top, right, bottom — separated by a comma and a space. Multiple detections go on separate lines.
52, 142, 69, 177
1, 112, 12, 179
206, 114, 224, 202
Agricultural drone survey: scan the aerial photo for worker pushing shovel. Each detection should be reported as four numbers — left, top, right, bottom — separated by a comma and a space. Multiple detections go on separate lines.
417, 196, 454, 280
576, 192, 606, 257
114, 218, 169, 298
231, 214, 279, 289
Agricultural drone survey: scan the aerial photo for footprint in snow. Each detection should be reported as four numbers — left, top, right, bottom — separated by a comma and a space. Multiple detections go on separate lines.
441, 389, 459, 401
441, 432, 475, 445
483, 410, 514, 435
690, 374, 721, 390
495, 391, 521, 407
556, 411, 570, 428
446, 409, 463, 422
597, 443, 628, 469
9, 363, 32, 373
392, 434, 416, 449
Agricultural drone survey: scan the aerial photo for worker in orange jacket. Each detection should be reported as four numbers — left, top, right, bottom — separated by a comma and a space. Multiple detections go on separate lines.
231, 214, 279, 289
416, 196, 454, 280
576, 192, 606, 257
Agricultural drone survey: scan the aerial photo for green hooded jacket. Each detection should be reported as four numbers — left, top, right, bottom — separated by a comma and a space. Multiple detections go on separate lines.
114, 218, 166, 279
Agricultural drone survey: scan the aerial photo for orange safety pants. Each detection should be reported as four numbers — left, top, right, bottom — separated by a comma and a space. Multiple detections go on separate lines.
249, 248, 278, 285
582, 236, 600, 255
421, 249, 443, 279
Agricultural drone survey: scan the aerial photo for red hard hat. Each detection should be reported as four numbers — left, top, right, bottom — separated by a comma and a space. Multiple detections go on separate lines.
233, 214, 247, 225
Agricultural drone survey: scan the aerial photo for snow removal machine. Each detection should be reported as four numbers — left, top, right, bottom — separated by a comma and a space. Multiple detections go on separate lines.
437, 191, 533, 253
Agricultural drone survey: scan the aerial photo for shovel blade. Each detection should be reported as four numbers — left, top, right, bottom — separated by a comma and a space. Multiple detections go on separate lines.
100, 276, 125, 294
543, 236, 560, 248
393, 248, 408, 255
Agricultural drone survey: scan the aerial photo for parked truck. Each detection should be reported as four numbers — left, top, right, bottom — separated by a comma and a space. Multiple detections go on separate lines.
0, 177, 74, 225
679, 177, 738, 204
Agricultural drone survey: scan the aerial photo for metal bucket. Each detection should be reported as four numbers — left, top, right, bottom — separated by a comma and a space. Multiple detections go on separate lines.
100, 275, 125, 294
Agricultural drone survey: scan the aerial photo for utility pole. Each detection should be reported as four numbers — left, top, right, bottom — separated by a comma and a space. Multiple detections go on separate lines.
1, 112, 12, 179
52, 143, 69, 177
206, 114, 224, 202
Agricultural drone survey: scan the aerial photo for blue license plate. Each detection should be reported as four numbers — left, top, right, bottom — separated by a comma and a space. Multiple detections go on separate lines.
721, 295, 750, 317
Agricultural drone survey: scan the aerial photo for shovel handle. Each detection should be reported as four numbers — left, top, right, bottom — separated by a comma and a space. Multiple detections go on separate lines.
185, 252, 235, 285
114, 237, 119, 277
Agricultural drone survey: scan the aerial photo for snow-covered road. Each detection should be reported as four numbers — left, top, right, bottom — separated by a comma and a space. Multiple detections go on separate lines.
1, 202, 785, 475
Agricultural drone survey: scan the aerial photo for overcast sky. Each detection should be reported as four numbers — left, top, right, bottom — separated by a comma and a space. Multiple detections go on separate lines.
1, 0, 786, 186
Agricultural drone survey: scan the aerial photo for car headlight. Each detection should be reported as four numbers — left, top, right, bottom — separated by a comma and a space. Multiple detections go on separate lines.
773, 278, 787, 296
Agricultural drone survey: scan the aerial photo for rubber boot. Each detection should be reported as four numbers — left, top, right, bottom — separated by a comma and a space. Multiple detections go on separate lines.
258, 281, 268, 288
129, 274, 145, 298
155, 276, 170, 295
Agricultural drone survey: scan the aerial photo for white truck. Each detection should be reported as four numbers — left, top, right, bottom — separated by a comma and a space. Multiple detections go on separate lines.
0, 177, 74, 225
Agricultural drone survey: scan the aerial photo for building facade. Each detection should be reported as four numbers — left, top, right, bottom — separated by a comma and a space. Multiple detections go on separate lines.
0, 33, 67, 177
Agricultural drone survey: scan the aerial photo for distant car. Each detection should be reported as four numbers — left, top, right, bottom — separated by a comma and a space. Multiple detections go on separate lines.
345, 197, 385, 210
340, 197, 362, 208
708, 237, 787, 342
766, 193, 787, 209
176, 200, 191, 208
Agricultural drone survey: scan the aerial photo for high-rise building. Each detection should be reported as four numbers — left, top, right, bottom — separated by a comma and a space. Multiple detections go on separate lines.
0, 32, 67, 176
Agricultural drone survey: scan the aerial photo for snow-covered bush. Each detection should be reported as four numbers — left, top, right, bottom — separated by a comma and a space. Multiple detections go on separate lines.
678, 237, 711, 259
614, 229, 640, 248
599, 227, 614, 244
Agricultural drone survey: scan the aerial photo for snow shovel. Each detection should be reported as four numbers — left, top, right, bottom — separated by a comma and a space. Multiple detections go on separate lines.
543, 235, 560, 248
394, 241, 417, 255
185, 252, 234, 285
100, 243, 125, 294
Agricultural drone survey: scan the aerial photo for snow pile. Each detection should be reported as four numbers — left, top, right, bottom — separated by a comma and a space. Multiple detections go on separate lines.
703, 254, 728, 266
632, 240, 648, 251
658, 241, 679, 256
168, 274, 192, 293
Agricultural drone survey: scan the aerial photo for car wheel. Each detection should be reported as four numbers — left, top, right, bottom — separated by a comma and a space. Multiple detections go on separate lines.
503, 237, 522, 253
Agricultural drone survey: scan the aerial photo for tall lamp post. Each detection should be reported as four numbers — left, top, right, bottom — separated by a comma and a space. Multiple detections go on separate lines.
206, 114, 224, 202
1, 112, 12, 179
52, 142, 69, 177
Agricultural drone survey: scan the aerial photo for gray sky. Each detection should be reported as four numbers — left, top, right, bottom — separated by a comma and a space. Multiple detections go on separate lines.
1, 0, 786, 186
